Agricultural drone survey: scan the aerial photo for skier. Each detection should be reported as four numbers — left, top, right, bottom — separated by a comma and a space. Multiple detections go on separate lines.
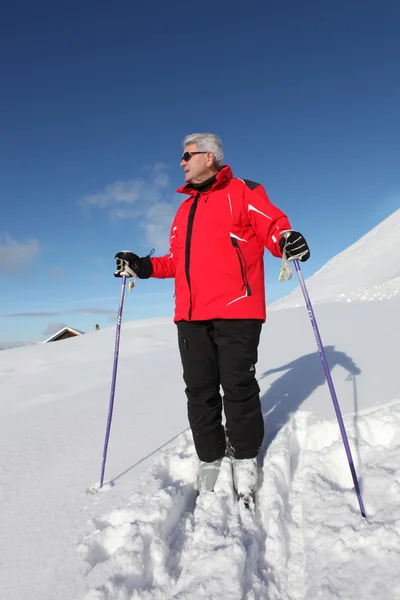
114, 133, 310, 500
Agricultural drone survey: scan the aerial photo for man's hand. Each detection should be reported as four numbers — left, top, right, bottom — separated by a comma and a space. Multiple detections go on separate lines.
114, 251, 153, 279
279, 231, 310, 262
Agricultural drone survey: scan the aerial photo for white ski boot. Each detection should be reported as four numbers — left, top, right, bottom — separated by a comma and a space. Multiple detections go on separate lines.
232, 457, 258, 506
197, 458, 222, 493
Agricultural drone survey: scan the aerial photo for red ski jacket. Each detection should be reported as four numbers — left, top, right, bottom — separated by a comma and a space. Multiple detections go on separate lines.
150, 165, 291, 322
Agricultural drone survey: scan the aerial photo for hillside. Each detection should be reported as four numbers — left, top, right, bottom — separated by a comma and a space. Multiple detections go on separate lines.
271, 208, 400, 309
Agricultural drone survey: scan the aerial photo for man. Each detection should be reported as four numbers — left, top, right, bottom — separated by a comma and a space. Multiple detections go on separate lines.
115, 133, 310, 499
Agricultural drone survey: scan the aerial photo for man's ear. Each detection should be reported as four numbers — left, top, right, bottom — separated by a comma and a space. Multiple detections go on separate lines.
206, 152, 215, 168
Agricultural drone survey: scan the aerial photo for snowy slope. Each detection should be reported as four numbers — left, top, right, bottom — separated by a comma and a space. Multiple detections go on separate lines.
1, 299, 400, 600
1, 211, 400, 600
271, 208, 400, 309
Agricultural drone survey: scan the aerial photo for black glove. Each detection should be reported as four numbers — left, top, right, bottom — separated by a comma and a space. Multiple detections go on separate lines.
279, 231, 310, 262
114, 251, 153, 279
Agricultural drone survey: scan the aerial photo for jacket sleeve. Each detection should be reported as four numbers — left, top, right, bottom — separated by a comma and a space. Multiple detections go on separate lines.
149, 213, 180, 278
244, 182, 292, 257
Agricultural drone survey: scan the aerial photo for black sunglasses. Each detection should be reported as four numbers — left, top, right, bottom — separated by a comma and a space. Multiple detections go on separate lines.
181, 151, 208, 162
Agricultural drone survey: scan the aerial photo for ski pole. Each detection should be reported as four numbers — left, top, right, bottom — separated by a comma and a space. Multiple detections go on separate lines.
293, 259, 366, 518
99, 274, 128, 489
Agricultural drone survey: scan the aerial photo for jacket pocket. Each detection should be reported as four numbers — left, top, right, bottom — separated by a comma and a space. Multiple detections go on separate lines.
230, 236, 252, 296
178, 336, 189, 351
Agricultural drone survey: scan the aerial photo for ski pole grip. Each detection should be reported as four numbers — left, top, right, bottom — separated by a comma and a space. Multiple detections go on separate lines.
115, 258, 136, 278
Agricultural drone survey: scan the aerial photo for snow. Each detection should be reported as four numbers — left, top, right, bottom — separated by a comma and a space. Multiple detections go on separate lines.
271, 208, 400, 309
1, 211, 400, 599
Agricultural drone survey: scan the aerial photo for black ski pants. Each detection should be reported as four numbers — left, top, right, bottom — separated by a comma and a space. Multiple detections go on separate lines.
176, 319, 264, 463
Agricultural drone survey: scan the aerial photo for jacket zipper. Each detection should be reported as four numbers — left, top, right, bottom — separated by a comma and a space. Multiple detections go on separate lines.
230, 237, 252, 296
185, 193, 200, 319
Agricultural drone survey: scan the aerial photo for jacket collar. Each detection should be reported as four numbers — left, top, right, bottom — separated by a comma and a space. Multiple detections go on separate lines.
176, 165, 233, 195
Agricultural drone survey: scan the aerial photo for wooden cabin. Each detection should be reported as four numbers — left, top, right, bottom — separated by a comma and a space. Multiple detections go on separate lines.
43, 327, 85, 343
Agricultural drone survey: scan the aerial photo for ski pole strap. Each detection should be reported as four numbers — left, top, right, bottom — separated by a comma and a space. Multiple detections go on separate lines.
278, 230, 293, 282
128, 277, 137, 292
114, 258, 138, 291
278, 229, 310, 282
278, 249, 293, 282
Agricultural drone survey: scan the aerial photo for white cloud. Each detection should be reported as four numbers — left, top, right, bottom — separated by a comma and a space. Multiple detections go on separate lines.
80, 164, 181, 253
81, 163, 170, 210
141, 201, 180, 251
81, 179, 150, 208
112, 207, 141, 220
0, 236, 40, 275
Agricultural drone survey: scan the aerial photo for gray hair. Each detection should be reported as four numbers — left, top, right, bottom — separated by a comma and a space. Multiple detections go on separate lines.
183, 133, 224, 168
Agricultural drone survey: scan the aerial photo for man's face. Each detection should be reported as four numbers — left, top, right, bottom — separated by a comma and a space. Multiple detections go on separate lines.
180, 144, 212, 184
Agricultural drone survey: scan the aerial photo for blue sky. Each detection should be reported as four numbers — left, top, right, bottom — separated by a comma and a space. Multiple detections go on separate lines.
1, 0, 399, 345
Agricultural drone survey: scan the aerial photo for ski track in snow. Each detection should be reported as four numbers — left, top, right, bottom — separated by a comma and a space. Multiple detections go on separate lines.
261, 402, 400, 600
78, 434, 268, 600
79, 401, 400, 600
